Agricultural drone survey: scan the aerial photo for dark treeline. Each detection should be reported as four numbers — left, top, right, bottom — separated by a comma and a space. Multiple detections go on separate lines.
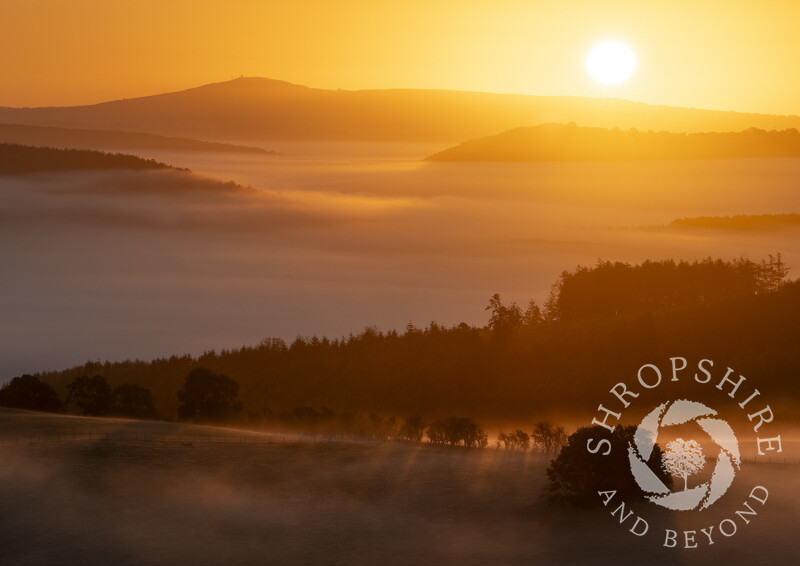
427, 122, 800, 161
27, 255, 800, 423
0, 143, 181, 174
553, 255, 788, 320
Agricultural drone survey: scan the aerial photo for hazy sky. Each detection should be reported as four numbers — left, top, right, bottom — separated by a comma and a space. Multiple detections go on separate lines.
2, 1, 799, 114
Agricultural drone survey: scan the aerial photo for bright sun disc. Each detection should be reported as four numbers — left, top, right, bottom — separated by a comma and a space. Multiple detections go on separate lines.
587, 40, 636, 85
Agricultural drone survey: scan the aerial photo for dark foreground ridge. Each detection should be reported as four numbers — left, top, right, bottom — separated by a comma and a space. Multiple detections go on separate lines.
427, 123, 800, 161
0, 143, 183, 174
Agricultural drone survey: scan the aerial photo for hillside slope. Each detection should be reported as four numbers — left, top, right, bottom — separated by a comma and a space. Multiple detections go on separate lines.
0, 143, 178, 174
0, 123, 270, 154
2, 77, 800, 142
427, 123, 800, 161
35, 281, 800, 421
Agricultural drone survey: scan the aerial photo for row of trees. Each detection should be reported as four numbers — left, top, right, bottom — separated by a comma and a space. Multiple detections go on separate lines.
486, 254, 790, 330
0, 369, 235, 423
0, 375, 62, 413
497, 421, 568, 452
426, 417, 488, 448
1, 368, 567, 452
0, 373, 158, 419
554, 254, 790, 320
65, 375, 158, 418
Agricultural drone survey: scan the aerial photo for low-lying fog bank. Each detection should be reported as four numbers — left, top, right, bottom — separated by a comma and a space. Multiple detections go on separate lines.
2, 147, 799, 380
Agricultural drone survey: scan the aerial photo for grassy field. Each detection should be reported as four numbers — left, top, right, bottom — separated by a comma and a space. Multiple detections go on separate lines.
0, 408, 796, 565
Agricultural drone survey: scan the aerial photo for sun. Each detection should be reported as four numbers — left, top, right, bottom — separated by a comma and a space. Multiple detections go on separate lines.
586, 40, 636, 85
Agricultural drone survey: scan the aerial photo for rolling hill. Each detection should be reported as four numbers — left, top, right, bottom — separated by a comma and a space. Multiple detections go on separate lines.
0, 123, 271, 154
667, 214, 800, 231
0, 143, 179, 175
426, 123, 800, 161
1, 77, 800, 142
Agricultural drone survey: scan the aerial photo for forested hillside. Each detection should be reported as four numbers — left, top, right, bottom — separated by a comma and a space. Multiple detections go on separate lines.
31, 256, 799, 422
0, 143, 178, 174
427, 123, 800, 161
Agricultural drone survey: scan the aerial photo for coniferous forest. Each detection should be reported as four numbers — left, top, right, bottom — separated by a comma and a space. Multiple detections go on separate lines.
16, 255, 797, 427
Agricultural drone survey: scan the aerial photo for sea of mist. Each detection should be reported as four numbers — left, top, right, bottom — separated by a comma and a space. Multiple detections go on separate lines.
1, 142, 799, 379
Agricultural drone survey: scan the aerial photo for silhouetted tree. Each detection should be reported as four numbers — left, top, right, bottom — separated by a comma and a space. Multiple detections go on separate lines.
757, 253, 790, 293
542, 283, 561, 321
532, 421, 567, 452
292, 406, 323, 426
66, 375, 112, 416
498, 429, 531, 450
178, 368, 243, 423
398, 415, 426, 442
523, 300, 543, 326
546, 425, 672, 505
112, 383, 158, 419
427, 417, 488, 448
485, 293, 522, 334
0, 375, 62, 412
368, 412, 397, 440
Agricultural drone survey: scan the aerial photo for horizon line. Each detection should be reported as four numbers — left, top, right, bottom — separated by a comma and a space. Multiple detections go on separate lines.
2, 75, 798, 119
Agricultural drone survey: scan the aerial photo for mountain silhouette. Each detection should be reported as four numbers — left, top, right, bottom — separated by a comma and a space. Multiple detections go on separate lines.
1, 77, 800, 142
426, 123, 800, 161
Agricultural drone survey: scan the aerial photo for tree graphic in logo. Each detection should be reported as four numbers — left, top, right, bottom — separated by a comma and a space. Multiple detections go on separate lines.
628, 399, 740, 511
663, 438, 705, 491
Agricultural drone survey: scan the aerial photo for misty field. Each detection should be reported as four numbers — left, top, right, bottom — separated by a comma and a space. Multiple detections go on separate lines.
1, 409, 796, 566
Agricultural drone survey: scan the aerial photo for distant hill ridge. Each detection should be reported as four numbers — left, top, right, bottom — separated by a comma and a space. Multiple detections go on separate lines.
0, 123, 271, 154
426, 123, 800, 161
0, 143, 180, 174
668, 214, 800, 231
1, 77, 800, 142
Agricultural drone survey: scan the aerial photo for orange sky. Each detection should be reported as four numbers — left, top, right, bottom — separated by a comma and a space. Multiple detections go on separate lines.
2, 0, 798, 115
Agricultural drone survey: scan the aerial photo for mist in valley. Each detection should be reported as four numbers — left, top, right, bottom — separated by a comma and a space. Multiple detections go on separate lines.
0, 410, 797, 566
2, 145, 800, 379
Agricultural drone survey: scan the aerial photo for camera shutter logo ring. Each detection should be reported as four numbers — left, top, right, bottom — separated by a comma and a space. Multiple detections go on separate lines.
628, 399, 741, 511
